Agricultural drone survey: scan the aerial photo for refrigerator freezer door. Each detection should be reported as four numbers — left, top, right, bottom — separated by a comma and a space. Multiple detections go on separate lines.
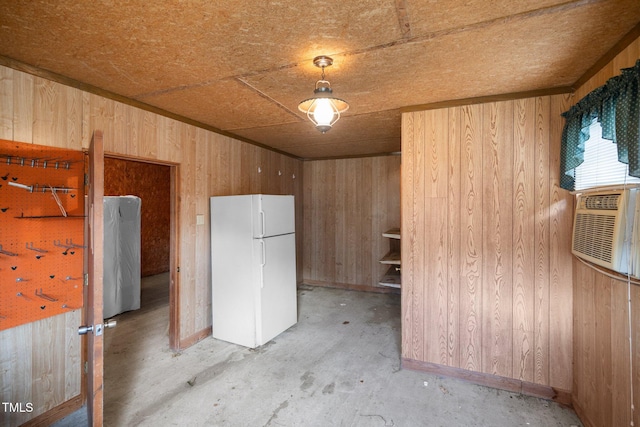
252, 195, 295, 238
254, 232, 297, 345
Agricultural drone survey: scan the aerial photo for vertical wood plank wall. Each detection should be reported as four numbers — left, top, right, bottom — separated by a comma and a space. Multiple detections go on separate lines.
401, 94, 574, 392
302, 156, 401, 288
570, 37, 640, 427
0, 64, 303, 426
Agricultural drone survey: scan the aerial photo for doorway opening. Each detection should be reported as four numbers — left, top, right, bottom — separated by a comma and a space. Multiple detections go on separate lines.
101, 155, 179, 425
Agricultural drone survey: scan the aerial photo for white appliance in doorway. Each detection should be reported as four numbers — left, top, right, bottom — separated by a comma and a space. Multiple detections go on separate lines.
103, 195, 141, 319
210, 194, 297, 348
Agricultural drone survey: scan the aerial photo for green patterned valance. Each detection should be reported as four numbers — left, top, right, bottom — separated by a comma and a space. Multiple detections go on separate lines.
560, 59, 640, 190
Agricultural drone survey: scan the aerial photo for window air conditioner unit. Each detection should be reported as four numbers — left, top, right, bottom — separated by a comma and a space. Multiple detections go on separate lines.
571, 188, 640, 278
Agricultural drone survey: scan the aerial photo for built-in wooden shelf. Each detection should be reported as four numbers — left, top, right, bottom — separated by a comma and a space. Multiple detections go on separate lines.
382, 228, 400, 239
378, 228, 401, 288
380, 250, 401, 265
379, 265, 401, 288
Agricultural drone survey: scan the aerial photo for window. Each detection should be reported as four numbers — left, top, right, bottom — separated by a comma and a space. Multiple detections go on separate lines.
560, 59, 640, 192
573, 119, 640, 191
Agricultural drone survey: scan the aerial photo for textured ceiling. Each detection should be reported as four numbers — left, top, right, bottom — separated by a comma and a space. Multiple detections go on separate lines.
0, 0, 638, 159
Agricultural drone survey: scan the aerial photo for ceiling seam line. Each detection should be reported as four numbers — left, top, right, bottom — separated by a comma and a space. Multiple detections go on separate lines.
234, 77, 304, 121
341, 0, 602, 58
227, 0, 603, 79
134, 78, 230, 99
128, 0, 600, 96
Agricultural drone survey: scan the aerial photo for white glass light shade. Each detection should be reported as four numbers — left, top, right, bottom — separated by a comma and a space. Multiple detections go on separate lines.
312, 98, 335, 128
298, 84, 349, 134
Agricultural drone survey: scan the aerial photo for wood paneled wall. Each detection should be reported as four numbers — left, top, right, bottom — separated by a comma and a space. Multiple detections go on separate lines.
302, 156, 400, 289
0, 64, 303, 426
571, 37, 640, 427
0, 313, 81, 427
104, 158, 171, 277
401, 94, 574, 393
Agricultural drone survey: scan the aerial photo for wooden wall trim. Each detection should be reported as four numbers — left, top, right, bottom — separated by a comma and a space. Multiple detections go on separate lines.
301, 280, 400, 295
571, 22, 640, 90
105, 151, 180, 166
169, 165, 180, 351
402, 358, 572, 407
300, 152, 401, 162
178, 327, 212, 350
20, 394, 83, 427
0, 55, 301, 161
400, 87, 572, 113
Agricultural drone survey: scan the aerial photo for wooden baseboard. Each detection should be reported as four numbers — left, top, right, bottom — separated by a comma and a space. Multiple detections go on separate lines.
21, 394, 83, 427
402, 358, 572, 407
178, 326, 212, 350
300, 279, 400, 294
176, 279, 398, 351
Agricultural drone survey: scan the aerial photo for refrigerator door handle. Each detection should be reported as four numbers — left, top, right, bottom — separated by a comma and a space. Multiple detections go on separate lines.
260, 240, 266, 288
259, 210, 266, 237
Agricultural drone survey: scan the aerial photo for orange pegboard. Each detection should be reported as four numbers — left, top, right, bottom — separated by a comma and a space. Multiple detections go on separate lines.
0, 140, 85, 330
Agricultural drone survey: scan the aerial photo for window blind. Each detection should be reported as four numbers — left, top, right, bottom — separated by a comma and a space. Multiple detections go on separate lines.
574, 120, 640, 191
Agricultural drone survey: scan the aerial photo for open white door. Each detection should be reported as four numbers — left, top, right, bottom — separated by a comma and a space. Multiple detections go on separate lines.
83, 130, 105, 426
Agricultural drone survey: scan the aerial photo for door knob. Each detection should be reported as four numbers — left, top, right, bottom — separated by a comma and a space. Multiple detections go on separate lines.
78, 325, 94, 335
78, 319, 117, 335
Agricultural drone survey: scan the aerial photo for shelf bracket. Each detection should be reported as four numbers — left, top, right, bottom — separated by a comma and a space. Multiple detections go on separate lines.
65, 239, 86, 249
25, 242, 48, 253
0, 245, 18, 256
35, 289, 58, 302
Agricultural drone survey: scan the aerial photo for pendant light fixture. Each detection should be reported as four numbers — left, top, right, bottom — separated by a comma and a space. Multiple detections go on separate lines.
298, 56, 349, 133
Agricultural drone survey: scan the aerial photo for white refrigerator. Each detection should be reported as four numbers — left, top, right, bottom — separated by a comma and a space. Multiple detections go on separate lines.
210, 194, 297, 348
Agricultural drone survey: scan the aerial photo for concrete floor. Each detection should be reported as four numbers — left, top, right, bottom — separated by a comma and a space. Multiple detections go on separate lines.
54, 274, 582, 426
